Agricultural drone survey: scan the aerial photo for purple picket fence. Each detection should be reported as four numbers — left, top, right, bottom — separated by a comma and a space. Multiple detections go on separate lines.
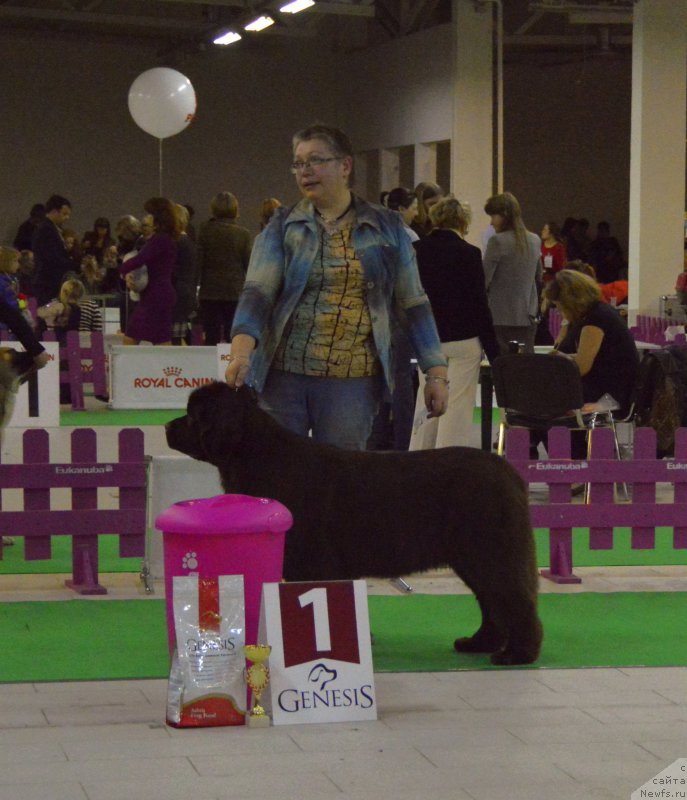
44, 330, 108, 410
504, 426, 687, 584
0, 329, 108, 410
0, 428, 147, 594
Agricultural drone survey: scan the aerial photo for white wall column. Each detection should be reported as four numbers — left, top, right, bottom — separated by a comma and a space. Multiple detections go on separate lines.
628, 0, 687, 316
414, 142, 437, 186
380, 148, 400, 194
452, 0, 495, 247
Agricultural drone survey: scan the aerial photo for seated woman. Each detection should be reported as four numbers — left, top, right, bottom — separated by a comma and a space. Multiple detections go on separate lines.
546, 270, 638, 413
543, 270, 639, 458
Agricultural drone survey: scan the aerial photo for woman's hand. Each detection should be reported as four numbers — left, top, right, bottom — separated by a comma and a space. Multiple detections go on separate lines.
224, 334, 256, 388
423, 370, 450, 418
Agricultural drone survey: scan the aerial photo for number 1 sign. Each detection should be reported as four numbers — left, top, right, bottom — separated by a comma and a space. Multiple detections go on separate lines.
257, 580, 377, 726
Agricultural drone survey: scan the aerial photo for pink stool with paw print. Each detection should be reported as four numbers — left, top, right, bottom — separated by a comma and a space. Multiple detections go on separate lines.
155, 494, 293, 654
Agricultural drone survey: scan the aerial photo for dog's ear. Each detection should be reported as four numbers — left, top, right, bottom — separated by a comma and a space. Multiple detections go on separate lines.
189, 381, 246, 464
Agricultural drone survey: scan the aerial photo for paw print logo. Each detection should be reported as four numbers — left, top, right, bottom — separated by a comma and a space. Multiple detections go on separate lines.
182, 551, 198, 570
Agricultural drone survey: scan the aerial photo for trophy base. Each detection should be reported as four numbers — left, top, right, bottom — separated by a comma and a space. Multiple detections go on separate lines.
246, 713, 271, 729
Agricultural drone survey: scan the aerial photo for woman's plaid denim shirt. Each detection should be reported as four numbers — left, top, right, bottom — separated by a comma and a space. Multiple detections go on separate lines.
231, 196, 447, 392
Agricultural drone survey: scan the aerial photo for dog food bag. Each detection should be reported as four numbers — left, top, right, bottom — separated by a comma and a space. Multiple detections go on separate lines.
166, 574, 247, 727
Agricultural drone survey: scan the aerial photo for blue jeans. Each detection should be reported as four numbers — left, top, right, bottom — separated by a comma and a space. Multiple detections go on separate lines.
259, 370, 383, 451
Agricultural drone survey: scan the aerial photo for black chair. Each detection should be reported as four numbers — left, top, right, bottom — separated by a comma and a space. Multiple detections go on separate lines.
492, 353, 629, 500
491, 354, 586, 456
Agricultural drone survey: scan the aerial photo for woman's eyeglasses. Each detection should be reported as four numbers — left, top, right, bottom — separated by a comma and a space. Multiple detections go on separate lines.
290, 156, 341, 174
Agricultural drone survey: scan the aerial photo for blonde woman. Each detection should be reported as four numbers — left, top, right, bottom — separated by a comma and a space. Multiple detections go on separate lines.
409, 197, 499, 450
545, 269, 638, 418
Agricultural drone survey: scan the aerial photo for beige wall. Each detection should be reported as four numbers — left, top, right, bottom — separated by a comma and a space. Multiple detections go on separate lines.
0, 23, 647, 283
0, 31, 339, 241
504, 55, 633, 253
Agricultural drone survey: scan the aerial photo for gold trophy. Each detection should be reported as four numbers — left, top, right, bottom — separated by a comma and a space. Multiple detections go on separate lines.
243, 644, 272, 728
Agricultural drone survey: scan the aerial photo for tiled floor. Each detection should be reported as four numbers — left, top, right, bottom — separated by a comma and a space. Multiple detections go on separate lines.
0, 417, 685, 800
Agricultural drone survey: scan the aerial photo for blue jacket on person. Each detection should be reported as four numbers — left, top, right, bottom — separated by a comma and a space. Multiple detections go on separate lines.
231, 195, 447, 393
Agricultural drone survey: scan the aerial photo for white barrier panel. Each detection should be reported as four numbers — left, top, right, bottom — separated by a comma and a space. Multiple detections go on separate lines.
216, 342, 232, 379
8, 341, 60, 428
145, 454, 224, 582
109, 345, 217, 409
259, 580, 377, 726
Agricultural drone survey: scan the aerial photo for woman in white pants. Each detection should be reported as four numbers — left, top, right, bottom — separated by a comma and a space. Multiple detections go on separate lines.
409, 197, 500, 450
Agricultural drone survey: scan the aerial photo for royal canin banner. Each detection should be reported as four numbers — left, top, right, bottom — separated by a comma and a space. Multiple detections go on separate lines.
109, 345, 217, 409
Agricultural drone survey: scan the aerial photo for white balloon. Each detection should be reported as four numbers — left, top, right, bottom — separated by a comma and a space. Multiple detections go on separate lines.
128, 68, 196, 139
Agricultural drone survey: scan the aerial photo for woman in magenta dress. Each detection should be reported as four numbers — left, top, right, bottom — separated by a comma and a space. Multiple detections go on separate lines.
119, 197, 178, 345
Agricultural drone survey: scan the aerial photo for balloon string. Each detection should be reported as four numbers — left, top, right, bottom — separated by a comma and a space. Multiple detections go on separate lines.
158, 138, 163, 195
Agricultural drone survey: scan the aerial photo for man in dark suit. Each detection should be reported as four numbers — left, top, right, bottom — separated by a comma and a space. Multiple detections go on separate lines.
31, 194, 74, 305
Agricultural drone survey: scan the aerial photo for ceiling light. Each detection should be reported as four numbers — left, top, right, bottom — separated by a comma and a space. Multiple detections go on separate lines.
213, 30, 242, 45
244, 15, 274, 32
280, 0, 315, 13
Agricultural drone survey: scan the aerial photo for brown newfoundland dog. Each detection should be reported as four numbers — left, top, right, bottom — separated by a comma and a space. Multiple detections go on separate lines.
166, 382, 543, 665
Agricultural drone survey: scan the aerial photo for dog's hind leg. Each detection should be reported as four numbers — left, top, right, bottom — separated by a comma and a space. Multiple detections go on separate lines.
487, 592, 543, 666
453, 589, 506, 655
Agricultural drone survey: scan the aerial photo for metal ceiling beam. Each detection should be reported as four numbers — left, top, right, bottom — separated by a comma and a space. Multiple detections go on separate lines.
309, 2, 375, 17
141, 0, 375, 14
505, 32, 631, 47
0, 5, 210, 32
514, 9, 544, 35
528, 1, 633, 25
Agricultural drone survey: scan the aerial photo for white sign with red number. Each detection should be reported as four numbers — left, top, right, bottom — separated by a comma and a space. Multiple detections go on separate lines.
258, 580, 377, 726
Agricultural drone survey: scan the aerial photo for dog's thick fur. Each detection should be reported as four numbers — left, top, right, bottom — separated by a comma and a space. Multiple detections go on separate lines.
166, 382, 543, 665
0, 348, 36, 433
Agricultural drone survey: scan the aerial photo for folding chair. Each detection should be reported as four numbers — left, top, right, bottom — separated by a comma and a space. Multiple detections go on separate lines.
491, 353, 631, 500
491, 353, 586, 457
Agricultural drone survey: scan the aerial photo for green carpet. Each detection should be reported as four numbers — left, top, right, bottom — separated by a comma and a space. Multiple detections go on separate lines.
1, 592, 684, 683
534, 527, 687, 567
60, 408, 181, 427
0, 535, 142, 574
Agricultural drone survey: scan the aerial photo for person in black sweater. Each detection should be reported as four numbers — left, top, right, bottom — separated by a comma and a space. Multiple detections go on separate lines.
409, 196, 499, 450
31, 194, 74, 307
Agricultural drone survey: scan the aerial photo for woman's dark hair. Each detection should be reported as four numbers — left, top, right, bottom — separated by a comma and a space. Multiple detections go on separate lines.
484, 191, 530, 254
544, 220, 562, 241
386, 187, 415, 212
143, 197, 180, 239
414, 181, 444, 231
93, 217, 110, 232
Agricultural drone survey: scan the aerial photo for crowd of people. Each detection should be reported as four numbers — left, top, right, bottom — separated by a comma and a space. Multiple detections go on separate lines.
5, 122, 638, 457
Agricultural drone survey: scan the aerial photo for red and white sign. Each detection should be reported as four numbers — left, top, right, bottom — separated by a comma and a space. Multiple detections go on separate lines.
108, 345, 217, 408
258, 580, 377, 726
